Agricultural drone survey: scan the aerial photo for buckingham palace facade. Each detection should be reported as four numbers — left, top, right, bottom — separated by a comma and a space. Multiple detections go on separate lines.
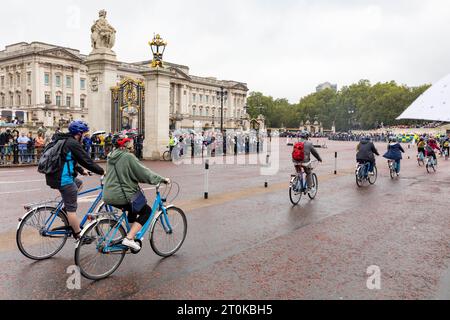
0, 41, 249, 132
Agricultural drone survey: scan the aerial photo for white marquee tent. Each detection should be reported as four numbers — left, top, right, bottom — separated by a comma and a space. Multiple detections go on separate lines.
397, 74, 450, 122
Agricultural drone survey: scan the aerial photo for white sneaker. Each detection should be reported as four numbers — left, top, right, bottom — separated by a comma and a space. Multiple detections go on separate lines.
122, 238, 141, 251
369, 171, 375, 176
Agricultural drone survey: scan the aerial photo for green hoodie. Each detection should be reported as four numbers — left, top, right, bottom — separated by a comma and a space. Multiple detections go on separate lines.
103, 149, 165, 206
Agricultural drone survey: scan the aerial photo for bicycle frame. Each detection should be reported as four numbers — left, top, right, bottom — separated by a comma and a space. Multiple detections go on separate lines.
357, 162, 370, 179
41, 185, 107, 237
100, 188, 173, 253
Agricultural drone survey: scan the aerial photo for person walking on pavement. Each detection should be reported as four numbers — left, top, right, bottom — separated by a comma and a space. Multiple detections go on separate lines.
43, 121, 105, 239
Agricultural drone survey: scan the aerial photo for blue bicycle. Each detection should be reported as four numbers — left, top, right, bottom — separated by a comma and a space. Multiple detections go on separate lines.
355, 161, 377, 187
74, 182, 187, 280
16, 177, 112, 261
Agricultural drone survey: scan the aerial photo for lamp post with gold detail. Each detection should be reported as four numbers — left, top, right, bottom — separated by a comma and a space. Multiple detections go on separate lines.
149, 34, 167, 68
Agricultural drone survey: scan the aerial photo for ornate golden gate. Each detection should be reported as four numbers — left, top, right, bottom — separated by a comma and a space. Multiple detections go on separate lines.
111, 78, 145, 135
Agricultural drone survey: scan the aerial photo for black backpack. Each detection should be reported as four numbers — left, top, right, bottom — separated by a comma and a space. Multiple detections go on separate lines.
37, 139, 67, 174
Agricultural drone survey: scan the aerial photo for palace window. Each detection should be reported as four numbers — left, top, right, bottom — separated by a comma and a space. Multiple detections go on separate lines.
45, 94, 51, 104
80, 78, 86, 90
205, 96, 209, 104
80, 97, 85, 108
44, 73, 50, 86
192, 93, 196, 103
199, 95, 203, 103
27, 72, 31, 86
66, 95, 71, 107
1, 95, 5, 107
17, 94, 21, 106
56, 95, 61, 107
0, 76, 4, 88
66, 76, 72, 88
28, 93, 31, 106
17, 74, 21, 86
55, 75, 61, 87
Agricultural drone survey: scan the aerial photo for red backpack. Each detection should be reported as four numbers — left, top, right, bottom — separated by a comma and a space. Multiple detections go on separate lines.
292, 142, 305, 162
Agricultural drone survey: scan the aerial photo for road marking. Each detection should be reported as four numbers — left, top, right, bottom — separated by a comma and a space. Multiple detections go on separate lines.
0, 189, 41, 196
0, 179, 44, 184
0, 170, 25, 174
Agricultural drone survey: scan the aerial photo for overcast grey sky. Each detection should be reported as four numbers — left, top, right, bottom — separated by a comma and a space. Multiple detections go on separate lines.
1, 0, 450, 102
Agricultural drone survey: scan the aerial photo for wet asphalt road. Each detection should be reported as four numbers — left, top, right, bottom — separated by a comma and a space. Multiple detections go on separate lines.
0, 138, 449, 300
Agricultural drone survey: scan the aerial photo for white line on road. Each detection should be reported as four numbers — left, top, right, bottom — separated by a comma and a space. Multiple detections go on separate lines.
0, 188, 42, 195
0, 179, 44, 184
0, 170, 25, 174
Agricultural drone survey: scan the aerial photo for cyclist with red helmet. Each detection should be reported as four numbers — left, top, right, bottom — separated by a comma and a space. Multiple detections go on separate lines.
103, 134, 170, 251
44, 121, 105, 239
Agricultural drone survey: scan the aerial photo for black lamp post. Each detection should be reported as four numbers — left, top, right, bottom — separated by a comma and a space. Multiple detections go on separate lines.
216, 87, 228, 154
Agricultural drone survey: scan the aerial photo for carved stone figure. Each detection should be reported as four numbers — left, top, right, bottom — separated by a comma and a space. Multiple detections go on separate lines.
91, 10, 116, 50
90, 76, 99, 92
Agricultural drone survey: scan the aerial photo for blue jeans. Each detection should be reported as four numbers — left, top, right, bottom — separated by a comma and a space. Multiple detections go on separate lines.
394, 160, 401, 173
19, 148, 28, 163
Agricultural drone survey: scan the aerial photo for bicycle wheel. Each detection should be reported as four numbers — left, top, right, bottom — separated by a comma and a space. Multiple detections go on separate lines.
289, 176, 302, 205
150, 207, 187, 258
16, 207, 69, 260
75, 218, 127, 280
389, 164, 395, 179
308, 173, 319, 200
355, 167, 364, 188
426, 161, 432, 173
163, 151, 171, 161
369, 166, 378, 185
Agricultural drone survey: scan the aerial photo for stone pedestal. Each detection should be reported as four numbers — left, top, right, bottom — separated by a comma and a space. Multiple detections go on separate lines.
85, 50, 119, 133
143, 67, 172, 160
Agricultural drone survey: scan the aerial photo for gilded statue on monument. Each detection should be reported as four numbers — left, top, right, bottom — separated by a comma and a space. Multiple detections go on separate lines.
91, 10, 116, 51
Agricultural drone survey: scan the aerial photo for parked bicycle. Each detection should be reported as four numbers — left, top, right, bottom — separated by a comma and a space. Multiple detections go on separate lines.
355, 161, 377, 187
75, 182, 187, 280
16, 177, 112, 260
289, 160, 319, 205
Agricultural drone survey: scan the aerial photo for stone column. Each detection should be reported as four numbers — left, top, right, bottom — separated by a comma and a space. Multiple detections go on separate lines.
85, 49, 118, 133
142, 67, 172, 160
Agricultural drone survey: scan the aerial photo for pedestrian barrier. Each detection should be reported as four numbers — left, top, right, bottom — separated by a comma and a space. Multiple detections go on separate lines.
265, 154, 270, 188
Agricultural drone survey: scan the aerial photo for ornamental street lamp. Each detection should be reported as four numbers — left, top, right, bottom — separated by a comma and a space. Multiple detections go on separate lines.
149, 34, 167, 68
216, 87, 228, 154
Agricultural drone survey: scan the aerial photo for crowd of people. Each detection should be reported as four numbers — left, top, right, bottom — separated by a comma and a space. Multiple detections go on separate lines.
168, 130, 268, 159
0, 128, 46, 165
329, 132, 388, 142
0, 127, 145, 165
81, 133, 144, 161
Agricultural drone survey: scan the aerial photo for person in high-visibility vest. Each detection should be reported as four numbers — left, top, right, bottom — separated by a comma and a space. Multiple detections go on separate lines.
169, 133, 177, 155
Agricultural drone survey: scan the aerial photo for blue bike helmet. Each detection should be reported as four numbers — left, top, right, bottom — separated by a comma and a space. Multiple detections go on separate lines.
68, 120, 89, 136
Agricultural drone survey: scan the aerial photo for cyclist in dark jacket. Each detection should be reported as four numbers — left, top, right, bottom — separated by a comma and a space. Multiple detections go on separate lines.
46, 121, 105, 239
356, 136, 380, 175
